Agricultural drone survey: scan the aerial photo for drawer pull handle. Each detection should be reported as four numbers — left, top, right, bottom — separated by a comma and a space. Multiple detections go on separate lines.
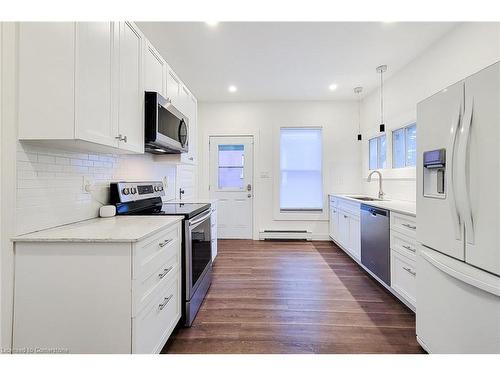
158, 294, 173, 311
403, 267, 416, 276
402, 223, 416, 230
158, 266, 173, 279
402, 245, 416, 253
159, 238, 173, 248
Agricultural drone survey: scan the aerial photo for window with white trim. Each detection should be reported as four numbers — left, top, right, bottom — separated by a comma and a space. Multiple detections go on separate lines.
280, 127, 323, 211
392, 123, 417, 168
369, 134, 386, 170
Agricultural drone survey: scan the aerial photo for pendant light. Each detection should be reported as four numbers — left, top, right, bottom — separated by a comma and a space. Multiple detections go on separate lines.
354, 86, 363, 141
376, 64, 387, 132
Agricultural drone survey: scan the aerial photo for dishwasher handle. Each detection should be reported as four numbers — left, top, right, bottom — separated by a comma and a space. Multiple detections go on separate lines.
361, 204, 388, 217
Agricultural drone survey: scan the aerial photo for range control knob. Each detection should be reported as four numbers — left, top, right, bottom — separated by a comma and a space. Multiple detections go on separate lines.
154, 185, 161, 192
130, 187, 137, 194
159, 185, 164, 191
122, 187, 130, 195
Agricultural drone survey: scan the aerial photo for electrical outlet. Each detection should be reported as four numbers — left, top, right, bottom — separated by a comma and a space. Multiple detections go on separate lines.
82, 176, 94, 193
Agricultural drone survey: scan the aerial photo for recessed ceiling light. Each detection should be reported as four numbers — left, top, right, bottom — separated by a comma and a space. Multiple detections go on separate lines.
228, 85, 237, 93
205, 21, 219, 27
329, 83, 338, 91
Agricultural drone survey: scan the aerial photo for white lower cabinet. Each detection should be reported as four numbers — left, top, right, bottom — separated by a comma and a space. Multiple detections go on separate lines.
12, 222, 182, 354
390, 211, 418, 310
391, 250, 417, 308
329, 196, 360, 261
330, 195, 417, 310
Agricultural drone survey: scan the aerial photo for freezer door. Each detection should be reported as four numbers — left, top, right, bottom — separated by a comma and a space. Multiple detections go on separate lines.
416, 245, 500, 353
462, 62, 500, 276
416, 80, 465, 260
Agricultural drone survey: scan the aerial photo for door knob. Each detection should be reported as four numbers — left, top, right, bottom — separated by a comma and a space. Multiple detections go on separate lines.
247, 194, 252, 198
247, 184, 252, 191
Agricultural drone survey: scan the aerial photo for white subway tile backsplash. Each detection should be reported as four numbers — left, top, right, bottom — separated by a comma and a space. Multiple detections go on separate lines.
16, 143, 178, 235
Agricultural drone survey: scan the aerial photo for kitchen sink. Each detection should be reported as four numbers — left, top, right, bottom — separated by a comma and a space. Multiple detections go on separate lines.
346, 195, 383, 201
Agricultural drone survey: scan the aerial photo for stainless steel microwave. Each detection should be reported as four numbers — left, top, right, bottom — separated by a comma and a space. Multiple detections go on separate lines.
144, 91, 189, 154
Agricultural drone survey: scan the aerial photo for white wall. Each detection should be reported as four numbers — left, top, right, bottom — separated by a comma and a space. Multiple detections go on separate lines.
360, 22, 500, 201
198, 101, 362, 240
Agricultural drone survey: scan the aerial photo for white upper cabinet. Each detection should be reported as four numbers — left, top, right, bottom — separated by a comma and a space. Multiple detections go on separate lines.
117, 22, 144, 153
166, 67, 182, 108
18, 22, 76, 140
144, 40, 166, 97
18, 22, 144, 154
18, 22, 196, 160
74, 22, 118, 148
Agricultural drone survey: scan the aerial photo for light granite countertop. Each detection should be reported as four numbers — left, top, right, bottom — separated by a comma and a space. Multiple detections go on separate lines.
329, 194, 416, 216
12, 216, 184, 243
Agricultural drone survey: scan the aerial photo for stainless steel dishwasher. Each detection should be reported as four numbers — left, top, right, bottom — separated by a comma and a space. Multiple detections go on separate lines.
360, 204, 391, 285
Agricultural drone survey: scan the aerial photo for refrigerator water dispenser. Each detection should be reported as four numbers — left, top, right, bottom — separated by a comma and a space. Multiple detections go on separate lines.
423, 149, 446, 199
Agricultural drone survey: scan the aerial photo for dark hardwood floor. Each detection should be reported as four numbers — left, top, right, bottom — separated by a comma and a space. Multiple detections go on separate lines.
162, 239, 425, 354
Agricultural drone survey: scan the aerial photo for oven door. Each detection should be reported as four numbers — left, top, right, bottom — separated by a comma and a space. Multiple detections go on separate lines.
185, 210, 212, 299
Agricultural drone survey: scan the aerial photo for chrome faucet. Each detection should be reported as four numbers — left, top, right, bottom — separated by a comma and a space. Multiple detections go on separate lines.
367, 170, 385, 200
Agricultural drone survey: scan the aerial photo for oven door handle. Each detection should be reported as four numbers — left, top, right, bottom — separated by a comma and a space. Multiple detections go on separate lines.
188, 211, 211, 227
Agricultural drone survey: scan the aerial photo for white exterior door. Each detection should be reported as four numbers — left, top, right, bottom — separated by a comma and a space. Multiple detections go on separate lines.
416, 80, 465, 260
209, 136, 253, 239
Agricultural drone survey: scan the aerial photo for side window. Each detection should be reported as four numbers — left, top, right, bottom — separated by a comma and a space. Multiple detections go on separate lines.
392, 123, 417, 168
369, 135, 386, 170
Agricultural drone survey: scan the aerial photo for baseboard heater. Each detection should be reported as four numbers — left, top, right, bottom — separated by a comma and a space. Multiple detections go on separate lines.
259, 230, 312, 241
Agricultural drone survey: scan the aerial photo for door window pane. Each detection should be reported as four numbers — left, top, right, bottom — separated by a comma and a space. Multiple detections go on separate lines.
280, 128, 323, 211
218, 144, 244, 189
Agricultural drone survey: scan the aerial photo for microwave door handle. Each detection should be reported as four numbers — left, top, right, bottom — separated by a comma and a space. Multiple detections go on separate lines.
460, 97, 475, 245
448, 102, 463, 241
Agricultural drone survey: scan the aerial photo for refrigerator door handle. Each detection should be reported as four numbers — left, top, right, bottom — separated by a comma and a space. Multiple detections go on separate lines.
460, 98, 475, 245
420, 246, 500, 296
448, 102, 462, 241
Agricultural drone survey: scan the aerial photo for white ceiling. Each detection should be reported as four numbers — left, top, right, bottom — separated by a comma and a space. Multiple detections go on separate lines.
136, 22, 457, 102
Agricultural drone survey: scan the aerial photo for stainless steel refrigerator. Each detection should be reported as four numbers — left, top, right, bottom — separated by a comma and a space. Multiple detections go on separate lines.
416, 61, 500, 353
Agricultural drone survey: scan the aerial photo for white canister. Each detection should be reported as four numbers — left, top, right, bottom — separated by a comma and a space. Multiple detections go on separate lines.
99, 205, 116, 218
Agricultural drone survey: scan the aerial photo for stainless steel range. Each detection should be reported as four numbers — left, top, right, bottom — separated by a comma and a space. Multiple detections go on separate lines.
109, 181, 212, 327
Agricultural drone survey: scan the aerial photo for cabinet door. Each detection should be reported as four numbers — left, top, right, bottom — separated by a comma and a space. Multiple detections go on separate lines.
144, 41, 166, 96
166, 67, 181, 106
117, 22, 144, 153
18, 22, 76, 140
338, 211, 349, 248
75, 22, 118, 148
348, 215, 361, 260
330, 206, 339, 241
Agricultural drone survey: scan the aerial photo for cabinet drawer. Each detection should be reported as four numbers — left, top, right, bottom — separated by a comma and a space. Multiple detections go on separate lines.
390, 212, 417, 237
329, 196, 339, 208
391, 250, 417, 307
133, 224, 180, 279
337, 199, 360, 218
132, 272, 181, 354
390, 230, 417, 260
132, 250, 180, 316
